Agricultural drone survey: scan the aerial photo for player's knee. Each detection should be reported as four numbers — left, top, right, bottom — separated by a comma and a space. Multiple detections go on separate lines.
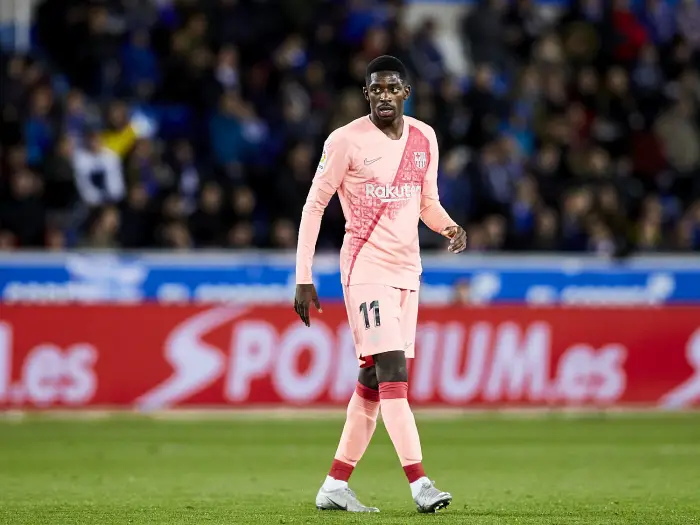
373, 351, 408, 383
358, 366, 379, 390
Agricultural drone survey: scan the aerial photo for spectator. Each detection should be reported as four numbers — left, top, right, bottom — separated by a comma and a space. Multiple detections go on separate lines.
463, 0, 509, 72
655, 97, 700, 175
483, 214, 508, 250
531, 148, 566, 210
209, 91, 267, 174
83, 205, 121, 249
124, 139, 174, 198
532, 208, 560, 251
213, 45, 240, 93
121, 29, 160, 100
120, 183, 155, 248
632, 44, 665, 101
75, 6, 121, 97
24, 86, 56, 166
437, 148, 472, 228
411, 19, 446, 85
587, 216, 617, 257
273, 34, 309, 74
72, 130, 126, 207
189, 181, 226, 247
434, 76, 470, 151
597, 184, 630, 251
560, 188, 594, 252
593, 67, 637, 159
510, 176, 540, 249
636, 195, 665, 251
465, 64, 505, 149
641, 0, 677, 47
676, 0, 700, 51
2, 55, 26, 110
612, 0, 649, 65
465, 223, 489, 252
679, 201, 700, 250
471, 140, 517, 216
42, 135, 78, 212
101, 100, 137, 158
63, 90, 90, 145
45, 226, 67, 251
169, 140, 202, 215
0, 170, 46, 247
504, 0, 550, 61
161, 221, 194, 250
270, 218, 297, 249
227, 186, 258, 240
275, 142, 315, 221
228, 222, 255, 249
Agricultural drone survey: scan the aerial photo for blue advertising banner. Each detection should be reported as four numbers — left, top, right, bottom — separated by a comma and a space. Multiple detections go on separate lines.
0, 252, 699, 306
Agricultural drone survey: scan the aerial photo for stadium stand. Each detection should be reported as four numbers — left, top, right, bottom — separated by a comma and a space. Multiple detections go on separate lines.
1, 0, 699, 254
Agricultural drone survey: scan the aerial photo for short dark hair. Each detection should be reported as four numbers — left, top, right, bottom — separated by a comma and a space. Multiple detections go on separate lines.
365, 55, 408, 85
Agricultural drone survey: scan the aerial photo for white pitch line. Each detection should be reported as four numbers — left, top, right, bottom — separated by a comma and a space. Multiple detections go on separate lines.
0, 407, 699, 422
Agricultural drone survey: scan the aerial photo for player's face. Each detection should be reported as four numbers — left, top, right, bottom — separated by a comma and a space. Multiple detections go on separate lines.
363, 72, 411, 123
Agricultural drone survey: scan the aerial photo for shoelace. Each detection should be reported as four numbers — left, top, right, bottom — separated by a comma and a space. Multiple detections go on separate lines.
344, 487, 359, 500
420, 480, 443, 499
344, 487, 374, 509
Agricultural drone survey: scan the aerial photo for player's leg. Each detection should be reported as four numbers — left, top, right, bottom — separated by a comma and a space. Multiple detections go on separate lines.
315, 287, 380, 512
373, 288, 452, 513
315, 365, 380, 512
322, 366, 379, 487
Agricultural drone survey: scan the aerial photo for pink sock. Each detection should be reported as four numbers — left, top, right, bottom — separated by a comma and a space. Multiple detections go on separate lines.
330, 383, 380, 480
379, 382, 425, 482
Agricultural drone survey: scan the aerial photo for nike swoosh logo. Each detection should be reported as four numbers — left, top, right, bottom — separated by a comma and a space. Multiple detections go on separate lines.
364, 157, 381, 165
326, 497, 347, 510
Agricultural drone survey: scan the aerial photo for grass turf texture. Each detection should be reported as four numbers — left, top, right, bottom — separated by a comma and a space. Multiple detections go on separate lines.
0, 413, 699, 524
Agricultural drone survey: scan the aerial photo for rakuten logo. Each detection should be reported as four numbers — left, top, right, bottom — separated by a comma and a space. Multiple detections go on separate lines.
365, 183, 421, 202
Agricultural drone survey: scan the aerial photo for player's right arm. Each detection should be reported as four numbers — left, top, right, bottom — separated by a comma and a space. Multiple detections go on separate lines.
294, 133, 350, 326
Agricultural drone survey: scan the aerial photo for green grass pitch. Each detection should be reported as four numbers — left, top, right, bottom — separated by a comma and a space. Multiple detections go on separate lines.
1, 412, 699, 524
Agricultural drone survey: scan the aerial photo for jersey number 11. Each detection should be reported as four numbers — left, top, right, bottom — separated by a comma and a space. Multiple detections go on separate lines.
359, 300, 381, 330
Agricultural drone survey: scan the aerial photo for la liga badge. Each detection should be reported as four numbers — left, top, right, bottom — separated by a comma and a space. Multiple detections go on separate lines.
317, 147, 328, 172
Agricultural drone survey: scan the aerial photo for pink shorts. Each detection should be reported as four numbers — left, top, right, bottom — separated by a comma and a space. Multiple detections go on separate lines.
342, 284, 419, 368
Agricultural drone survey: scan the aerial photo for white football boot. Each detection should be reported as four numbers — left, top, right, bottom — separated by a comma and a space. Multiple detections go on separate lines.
315, 485, 380, 512
413, 478, 452, 513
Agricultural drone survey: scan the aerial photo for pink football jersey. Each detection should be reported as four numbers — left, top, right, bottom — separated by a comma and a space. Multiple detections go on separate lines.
296, 115, 456, 290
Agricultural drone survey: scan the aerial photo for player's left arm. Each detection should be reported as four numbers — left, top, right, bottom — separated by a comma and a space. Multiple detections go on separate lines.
419, 129, 467, 254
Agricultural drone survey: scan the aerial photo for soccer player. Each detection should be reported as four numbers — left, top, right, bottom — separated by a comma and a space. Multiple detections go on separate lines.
294, 55, 467, 513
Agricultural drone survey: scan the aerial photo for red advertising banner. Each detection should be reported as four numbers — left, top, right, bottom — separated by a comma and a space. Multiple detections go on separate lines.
0, 305, 699, 409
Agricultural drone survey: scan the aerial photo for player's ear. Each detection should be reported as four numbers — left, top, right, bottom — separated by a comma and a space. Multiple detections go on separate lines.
403, 84, 411, 100
362, 86, 369, 101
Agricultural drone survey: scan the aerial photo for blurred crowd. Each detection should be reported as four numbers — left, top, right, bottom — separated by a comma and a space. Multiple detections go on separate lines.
1, 0, 700, 254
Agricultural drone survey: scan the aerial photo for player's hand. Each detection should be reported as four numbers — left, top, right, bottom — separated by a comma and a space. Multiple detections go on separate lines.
294, 283, 322, 327
442, 225, 467, 254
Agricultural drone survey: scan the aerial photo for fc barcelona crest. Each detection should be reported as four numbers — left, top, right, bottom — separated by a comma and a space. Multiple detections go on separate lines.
413, 151, 427, 169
